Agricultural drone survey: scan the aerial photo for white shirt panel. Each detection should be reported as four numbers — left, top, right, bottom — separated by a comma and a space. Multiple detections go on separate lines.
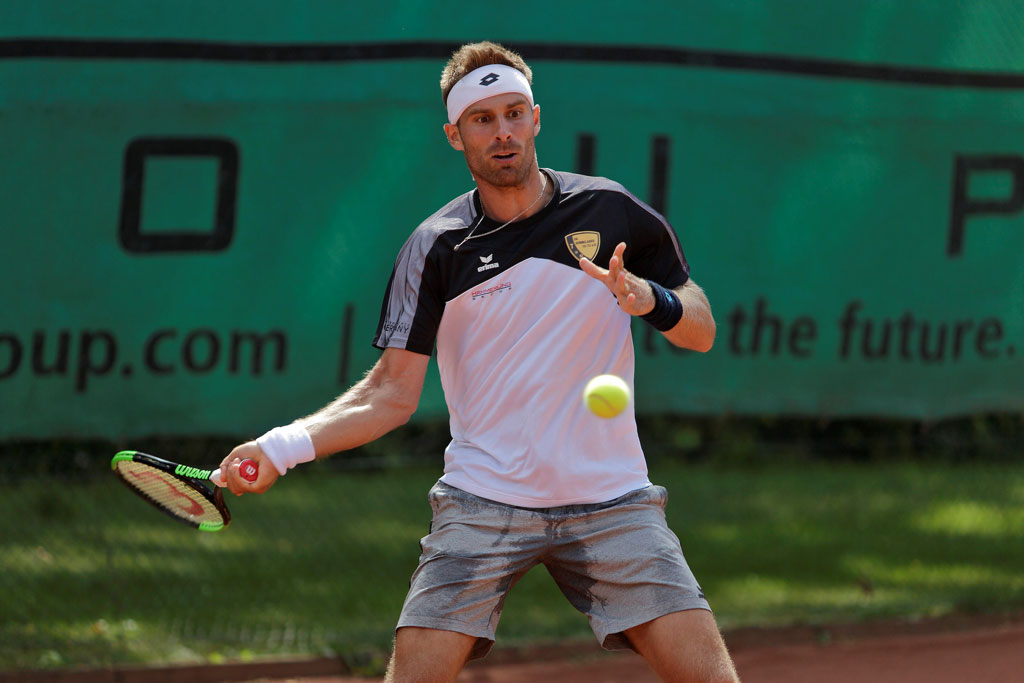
435, 257, 650, 506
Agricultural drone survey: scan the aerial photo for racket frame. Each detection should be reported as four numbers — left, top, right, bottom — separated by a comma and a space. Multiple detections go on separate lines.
111, 450, 231, 531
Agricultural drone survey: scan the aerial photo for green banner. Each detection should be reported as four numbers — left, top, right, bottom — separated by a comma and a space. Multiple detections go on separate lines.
2, 2, 1024, 438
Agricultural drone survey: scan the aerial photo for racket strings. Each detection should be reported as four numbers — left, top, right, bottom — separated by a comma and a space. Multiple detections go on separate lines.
115, 461, 223, 524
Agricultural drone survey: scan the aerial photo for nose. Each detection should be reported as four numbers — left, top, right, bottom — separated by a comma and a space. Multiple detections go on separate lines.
495, 118, 512, 140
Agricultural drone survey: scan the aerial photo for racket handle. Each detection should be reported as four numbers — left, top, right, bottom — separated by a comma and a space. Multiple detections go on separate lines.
210, 459, 259, 487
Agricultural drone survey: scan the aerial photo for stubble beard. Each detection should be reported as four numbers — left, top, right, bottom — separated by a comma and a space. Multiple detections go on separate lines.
466, 137, 538, 189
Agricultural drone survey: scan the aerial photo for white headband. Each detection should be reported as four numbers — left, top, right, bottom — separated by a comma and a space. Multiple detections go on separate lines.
445, 64, 534, 125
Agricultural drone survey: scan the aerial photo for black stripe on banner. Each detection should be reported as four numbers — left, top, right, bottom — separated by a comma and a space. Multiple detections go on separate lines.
0, 38, 456, 63
2, 38, 1024, 90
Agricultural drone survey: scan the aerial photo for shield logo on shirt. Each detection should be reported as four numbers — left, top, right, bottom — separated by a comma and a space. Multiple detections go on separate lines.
565, 231, 600, 261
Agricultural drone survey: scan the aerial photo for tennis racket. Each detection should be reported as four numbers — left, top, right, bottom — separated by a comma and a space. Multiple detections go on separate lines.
111, 450, 258, 532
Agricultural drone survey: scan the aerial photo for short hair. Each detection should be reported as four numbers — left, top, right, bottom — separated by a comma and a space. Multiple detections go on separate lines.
440, 41, 533, 105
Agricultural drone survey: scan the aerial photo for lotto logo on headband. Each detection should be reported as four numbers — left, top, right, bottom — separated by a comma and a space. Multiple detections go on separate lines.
479, 73, 500, 86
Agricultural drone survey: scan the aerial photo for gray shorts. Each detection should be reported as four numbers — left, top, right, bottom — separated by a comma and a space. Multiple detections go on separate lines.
397, 481, 711, 660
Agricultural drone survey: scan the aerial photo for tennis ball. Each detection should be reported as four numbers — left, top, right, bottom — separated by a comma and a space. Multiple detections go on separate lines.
583, 374, 630, 418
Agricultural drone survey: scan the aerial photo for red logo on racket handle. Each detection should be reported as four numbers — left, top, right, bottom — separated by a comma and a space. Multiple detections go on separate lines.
239, 459, 259, 482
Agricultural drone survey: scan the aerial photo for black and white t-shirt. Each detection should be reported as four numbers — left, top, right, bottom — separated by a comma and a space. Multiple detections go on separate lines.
373, 170, 690, 507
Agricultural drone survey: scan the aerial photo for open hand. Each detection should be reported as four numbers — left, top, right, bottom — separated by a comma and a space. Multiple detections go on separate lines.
578, 242, 655, 317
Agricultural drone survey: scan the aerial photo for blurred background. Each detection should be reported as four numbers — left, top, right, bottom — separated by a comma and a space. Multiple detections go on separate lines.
2, 1, 1023, 677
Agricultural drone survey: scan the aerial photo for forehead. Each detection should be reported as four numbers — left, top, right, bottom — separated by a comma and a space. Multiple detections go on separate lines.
462, 92, 531, 117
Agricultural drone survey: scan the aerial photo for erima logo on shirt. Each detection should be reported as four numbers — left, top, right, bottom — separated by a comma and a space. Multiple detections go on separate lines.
477, 254, 500, 272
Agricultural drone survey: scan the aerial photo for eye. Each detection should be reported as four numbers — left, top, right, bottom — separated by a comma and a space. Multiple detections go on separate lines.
508, 109, 522, 118
475, 115, 490, 124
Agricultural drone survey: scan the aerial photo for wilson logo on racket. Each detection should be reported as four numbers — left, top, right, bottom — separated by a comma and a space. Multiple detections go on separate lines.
174, 465, 212, 479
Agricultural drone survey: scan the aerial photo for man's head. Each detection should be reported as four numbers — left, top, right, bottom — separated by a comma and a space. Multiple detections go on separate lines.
440, 41, 533, 112
441, 42, 541, 189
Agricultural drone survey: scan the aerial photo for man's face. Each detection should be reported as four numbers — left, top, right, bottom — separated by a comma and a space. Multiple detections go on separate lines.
445, 92, 541, 188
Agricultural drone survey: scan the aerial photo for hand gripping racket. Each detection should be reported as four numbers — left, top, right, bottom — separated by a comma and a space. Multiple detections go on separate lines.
111, 450, 258, 532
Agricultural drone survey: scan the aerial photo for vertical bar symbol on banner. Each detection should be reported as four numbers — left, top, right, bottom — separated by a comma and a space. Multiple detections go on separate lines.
649, 135, 670, 216
575, 133, 596, 175
119, 136, 239, 253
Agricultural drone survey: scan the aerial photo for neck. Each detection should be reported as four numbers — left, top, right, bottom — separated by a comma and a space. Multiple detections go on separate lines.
477, 168, 549, 224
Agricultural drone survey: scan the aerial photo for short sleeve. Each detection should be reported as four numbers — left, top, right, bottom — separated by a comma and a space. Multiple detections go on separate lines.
624, 197, 690, 288
372, 228, 446, 355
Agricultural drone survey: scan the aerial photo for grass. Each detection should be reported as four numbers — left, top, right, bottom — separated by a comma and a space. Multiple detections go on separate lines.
3, 458, 1024, 672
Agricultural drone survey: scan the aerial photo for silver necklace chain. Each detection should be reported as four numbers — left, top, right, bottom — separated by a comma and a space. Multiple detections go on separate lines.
454, 173, 548, 251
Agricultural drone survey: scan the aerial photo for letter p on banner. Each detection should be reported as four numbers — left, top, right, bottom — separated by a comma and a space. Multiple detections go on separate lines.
948, 154, 1024, 256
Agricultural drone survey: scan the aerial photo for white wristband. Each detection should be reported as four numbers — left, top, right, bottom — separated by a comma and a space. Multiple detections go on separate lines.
256, 424, 316, 476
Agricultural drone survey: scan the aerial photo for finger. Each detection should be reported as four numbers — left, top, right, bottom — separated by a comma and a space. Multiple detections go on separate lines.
616, 268, 628, 290
218, 453, 234, 476
607, 242, 628, 279
607, 258, 620, 283
609, 242, 626, 270
612, 269, 633, 301
226, 459, 247, 496
578, 256, 609, 280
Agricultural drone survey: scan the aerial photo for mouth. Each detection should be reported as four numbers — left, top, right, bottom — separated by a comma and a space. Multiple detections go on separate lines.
490, 148, 520, 163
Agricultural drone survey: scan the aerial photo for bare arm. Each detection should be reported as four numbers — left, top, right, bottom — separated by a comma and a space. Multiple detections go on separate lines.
664, 279, 715, 352
578, 241, 715, 352
299, 347, 430, 454
220, 347, 430, 494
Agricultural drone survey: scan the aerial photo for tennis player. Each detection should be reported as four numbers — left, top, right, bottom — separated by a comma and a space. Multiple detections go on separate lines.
222, 41, 738, 683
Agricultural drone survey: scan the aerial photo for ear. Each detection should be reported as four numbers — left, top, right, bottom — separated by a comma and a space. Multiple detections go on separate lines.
533, 104, 541, 136
444, 123, 464, 151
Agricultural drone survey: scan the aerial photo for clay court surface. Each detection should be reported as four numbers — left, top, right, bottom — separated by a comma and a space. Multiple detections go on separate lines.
261, 616, 1024, 683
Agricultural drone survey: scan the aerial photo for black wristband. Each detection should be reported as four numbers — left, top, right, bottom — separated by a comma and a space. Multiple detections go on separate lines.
641, 280, 684, 331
